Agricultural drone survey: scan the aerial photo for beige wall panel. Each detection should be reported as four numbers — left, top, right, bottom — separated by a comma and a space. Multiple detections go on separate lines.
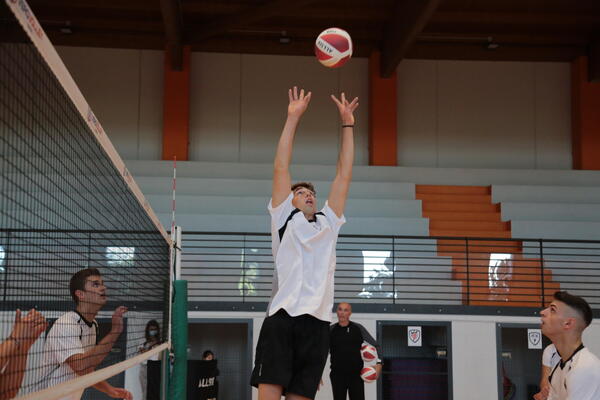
56, 46, 571, 168
138, 50, 163, 160
396, 59, 571, 169
339, 58, 369, 165
57, 46, 142, 159
437, 61, 536, 168
452, 321, 498, 400
240, 54, 344, 165
397, 60, 439, 166
534, 63, 572, 169
189, 52, 242, 162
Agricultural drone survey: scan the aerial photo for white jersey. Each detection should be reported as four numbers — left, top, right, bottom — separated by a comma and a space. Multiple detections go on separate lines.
37, 311, 98, 400
543, 343, 560, 368
548, 346, 600, 400
268, 192, 345, 322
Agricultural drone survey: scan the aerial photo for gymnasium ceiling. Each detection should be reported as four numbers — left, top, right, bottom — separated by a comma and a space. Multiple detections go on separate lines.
6, 0, 600, 77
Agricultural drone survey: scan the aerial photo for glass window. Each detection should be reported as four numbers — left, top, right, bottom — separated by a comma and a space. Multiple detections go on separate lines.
360, 250, 392, 298
0, 245, 4, 272
105, 246, 135, 267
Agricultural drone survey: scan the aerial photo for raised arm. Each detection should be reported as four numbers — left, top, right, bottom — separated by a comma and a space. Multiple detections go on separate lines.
0, 309, 47, 400
65, 306, 127, 375
272, 86, 311, 207
328, 93, 358, 217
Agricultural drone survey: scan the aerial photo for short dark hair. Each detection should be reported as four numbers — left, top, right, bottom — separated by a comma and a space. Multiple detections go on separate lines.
554, 291, 593, 327
202, 350, 214, 359
70, 268, 101, 304
291, 182, 316, 195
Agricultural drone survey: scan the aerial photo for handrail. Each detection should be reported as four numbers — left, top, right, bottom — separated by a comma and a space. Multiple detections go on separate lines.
181, 231, 600, 309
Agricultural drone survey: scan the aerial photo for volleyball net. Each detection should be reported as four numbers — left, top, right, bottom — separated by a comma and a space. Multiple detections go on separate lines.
1, 0, 174, 399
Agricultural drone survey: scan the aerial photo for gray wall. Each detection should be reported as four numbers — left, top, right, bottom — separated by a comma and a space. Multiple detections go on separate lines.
397, 60, 571, 169
56, 47, 572, 169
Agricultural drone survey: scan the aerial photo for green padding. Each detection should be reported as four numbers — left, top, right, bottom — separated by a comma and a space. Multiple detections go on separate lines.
169, 280, 188, 400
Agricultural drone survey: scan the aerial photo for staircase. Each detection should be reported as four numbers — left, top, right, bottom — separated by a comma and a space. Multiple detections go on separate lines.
417, 185, 558, 307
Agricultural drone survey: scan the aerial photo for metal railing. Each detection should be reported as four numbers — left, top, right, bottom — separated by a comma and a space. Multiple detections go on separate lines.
182, 232, 600, 310
0, 229, 170, 310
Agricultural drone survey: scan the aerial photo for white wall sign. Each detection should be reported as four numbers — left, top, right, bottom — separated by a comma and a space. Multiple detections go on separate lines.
408, 326, 422, 347
528, 329, 542, 349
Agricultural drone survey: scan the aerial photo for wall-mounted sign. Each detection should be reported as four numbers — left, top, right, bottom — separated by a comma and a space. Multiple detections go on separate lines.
408, 326, 422, 347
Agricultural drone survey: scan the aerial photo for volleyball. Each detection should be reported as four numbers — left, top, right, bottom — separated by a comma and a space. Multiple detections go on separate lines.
361, 343, 378, 362
314, 27, 353, 68
360, 366, 378, 382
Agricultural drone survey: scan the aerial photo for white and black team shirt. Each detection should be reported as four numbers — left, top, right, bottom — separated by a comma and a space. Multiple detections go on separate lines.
37, 311, 98, 400
543, 343, 560, 369
548, 345, 600, 400
268, 192, 346, 322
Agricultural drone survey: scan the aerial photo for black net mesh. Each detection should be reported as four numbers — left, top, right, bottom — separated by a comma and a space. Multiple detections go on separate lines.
1, 1, 170, 398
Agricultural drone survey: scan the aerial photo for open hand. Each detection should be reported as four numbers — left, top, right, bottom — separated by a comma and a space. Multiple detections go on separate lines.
287, 86, 311, 119
331, 92, 359, 125
111, 306, 128, 335
11, 309, 47, 348
108, 387, 132, 400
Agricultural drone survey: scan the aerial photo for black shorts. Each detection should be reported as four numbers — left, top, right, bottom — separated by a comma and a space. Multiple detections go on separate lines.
250, 309, 330, 399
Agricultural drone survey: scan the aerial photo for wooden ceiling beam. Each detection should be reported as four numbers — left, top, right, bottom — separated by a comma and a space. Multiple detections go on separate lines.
431, 12, 600, 27
189, 37, 377, 58
407, 42, 585, 62
39, 18, 164, 33
30, 0, 159, 12
41, 30, 164, 50
159, 0, 184, 70
194, 0, 320, 41
186, 24, 382, 42
380, 0, 442, 78
418, 32, 589, 46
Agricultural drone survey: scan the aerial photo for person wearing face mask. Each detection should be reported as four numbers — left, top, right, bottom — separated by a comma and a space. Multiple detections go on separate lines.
139, 320, 161, 400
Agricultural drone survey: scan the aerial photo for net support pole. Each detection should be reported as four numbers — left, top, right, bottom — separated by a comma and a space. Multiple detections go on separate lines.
169, 280, 188, 400
174, 226, 182, 280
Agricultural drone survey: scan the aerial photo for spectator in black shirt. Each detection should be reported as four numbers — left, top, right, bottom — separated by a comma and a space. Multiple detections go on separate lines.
329, 302, 382, 400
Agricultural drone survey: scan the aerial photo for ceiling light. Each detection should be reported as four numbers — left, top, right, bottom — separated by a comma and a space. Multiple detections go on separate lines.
486, 36, 499, 50
279, 30, 290, 44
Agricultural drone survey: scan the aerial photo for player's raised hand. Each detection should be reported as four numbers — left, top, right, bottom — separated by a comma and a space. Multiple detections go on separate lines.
331, 92, 359, 126
110, 306, 128, 335
287, 86, 312, 119
10, 309, 48, 348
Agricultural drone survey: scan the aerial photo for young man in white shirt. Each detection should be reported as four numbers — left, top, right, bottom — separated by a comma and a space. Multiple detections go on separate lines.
250, 87, 358, 400
540, 291, 600, 400
38, 268, 131, 400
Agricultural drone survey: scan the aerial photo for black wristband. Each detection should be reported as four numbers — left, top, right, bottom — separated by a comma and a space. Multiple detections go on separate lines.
342, 124, 354, 128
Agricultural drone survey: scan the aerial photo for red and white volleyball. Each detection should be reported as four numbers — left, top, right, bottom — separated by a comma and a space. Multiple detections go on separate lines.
360, 366, 377, 383
314, 27, 353, 68
361, 343, 378, 362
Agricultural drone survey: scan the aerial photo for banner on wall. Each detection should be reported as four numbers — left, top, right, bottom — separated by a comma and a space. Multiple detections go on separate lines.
407, 326, 422, 347
527, 329, 542, 349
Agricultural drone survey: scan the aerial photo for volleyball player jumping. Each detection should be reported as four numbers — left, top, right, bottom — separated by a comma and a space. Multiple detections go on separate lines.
250, 87, 358, 400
